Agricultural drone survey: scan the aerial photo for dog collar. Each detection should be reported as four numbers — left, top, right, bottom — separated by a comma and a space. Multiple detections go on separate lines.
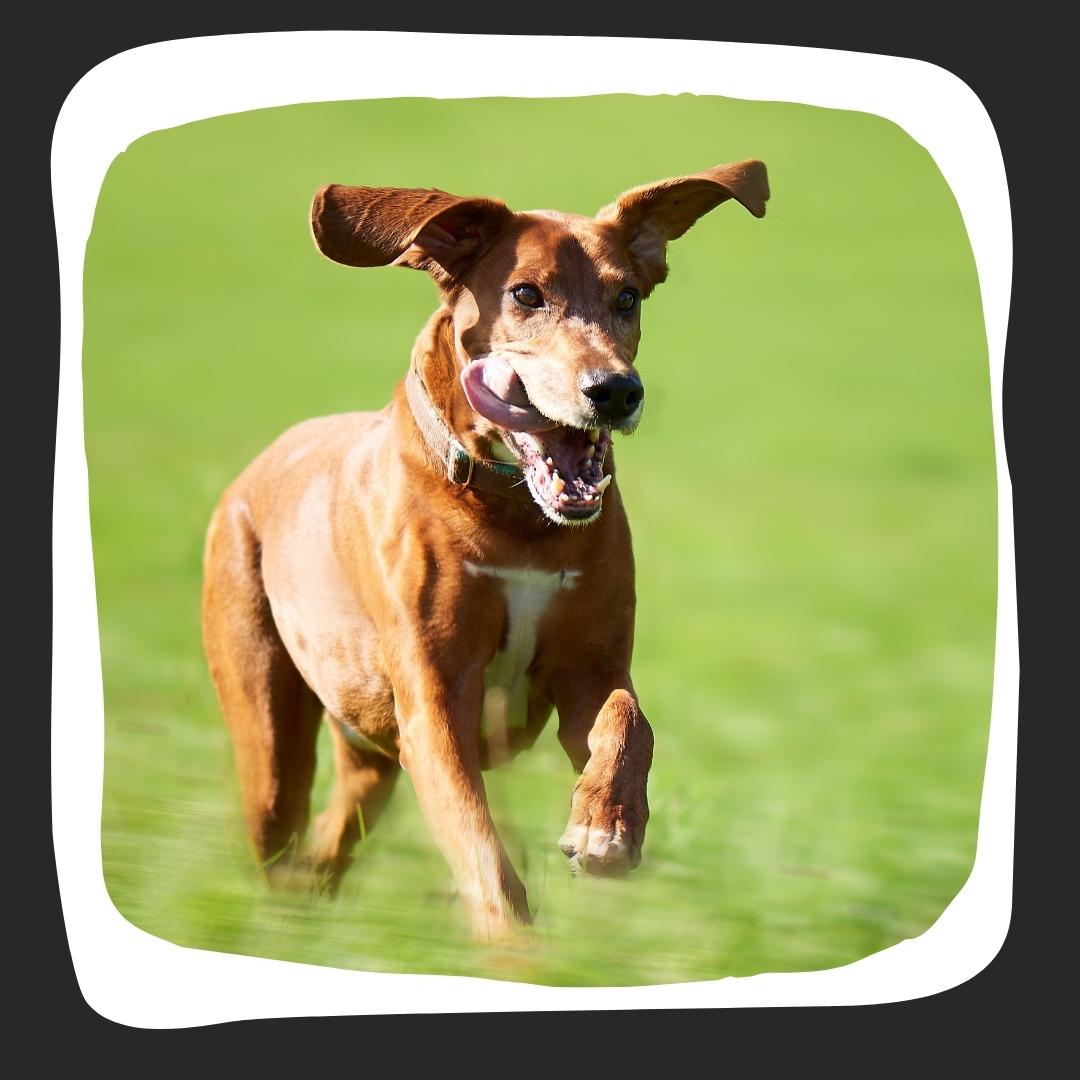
404, 364, 533, 502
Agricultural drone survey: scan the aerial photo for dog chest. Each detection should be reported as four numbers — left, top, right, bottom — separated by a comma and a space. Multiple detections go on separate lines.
465, 562, 581, 732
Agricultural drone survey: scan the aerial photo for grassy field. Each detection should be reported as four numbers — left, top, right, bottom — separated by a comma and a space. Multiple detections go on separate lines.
83, 94, 997, 986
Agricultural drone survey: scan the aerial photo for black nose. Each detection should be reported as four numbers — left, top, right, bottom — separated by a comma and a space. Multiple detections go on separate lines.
579, 371, 645, 422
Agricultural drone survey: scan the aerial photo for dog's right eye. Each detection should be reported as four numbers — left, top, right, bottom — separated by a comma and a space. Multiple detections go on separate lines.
511, 284, 544, 309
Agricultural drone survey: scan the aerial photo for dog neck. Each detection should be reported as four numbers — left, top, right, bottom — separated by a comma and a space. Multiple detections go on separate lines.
411, 308, 490, 461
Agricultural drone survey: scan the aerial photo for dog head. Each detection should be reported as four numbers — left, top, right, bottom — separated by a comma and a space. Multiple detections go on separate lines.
311, 161, 769, 525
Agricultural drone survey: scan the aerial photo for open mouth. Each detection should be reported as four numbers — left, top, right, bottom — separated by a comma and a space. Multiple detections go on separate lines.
461, 357, 614, 526
506, 425, 612, 524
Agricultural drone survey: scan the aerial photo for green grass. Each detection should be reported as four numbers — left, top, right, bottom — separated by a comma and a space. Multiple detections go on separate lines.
84, 94, 996, 986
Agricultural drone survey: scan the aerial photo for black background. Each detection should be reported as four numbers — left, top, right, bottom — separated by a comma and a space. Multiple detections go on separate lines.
14, 7, 1067, 1067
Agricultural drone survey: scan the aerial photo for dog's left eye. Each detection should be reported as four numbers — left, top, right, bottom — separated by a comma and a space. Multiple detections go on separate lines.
615, 288, 639, 313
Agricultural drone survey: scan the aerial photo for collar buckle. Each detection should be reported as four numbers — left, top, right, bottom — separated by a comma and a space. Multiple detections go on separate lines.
447, 439, 475, 486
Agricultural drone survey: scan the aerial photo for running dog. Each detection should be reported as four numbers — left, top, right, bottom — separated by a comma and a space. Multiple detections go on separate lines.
202, 161, 769, 936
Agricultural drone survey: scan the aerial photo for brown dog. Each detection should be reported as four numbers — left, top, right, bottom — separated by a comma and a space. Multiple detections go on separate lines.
202, 161, 768, 937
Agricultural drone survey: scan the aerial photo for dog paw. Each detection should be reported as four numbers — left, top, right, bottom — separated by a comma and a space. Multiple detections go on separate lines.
558, 821, 638, 875
264, 853, 332, 895
557, 776, 647, 875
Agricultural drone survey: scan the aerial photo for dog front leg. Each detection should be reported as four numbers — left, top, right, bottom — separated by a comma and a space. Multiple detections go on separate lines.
395, 667, 530, 938
554, 679, 654, 874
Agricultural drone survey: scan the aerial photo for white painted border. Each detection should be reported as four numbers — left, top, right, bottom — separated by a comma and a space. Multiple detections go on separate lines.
52, 33, 1013, 1025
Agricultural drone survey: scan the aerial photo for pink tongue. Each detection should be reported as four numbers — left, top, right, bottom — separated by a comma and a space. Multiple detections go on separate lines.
460, 357, 556, 433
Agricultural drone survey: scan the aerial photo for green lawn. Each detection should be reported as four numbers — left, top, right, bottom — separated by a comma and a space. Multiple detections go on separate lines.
84, 94, 996, 986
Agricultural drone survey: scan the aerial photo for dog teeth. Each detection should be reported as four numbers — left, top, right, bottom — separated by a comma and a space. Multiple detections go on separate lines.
558, 492, 570, 503
551, 472, 565, 495
545, 457, 554, 468
584, 444, 595, 459
587, 428, 600, 444
596, 474, 612, 493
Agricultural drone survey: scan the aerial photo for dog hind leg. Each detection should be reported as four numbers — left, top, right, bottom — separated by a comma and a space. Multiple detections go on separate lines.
308, 716, 399, 889
202, 497, 323, 876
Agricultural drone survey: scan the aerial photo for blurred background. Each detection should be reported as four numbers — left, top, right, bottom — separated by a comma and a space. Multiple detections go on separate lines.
84, 94, 996, 986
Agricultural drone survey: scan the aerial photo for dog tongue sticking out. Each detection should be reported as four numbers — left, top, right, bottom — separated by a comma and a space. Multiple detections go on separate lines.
460, 356, 555, 433
460, 355, 612, 525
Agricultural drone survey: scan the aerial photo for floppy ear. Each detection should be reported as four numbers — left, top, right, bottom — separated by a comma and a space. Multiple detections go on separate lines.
311, 184, 515, 284
596, 160, 769, 294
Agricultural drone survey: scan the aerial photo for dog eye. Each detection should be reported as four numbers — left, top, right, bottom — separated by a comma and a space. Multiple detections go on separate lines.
615, 287, 639, 313
511, 284, 544, 309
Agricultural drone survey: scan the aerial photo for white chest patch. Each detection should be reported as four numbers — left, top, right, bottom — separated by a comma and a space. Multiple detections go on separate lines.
465, 562, 581, 738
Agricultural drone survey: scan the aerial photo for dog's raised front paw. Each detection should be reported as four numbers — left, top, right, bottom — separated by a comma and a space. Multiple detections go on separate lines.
557, 773, 648, 875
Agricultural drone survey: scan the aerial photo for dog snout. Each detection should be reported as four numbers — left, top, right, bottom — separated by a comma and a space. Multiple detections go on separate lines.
579, 371, 644, 423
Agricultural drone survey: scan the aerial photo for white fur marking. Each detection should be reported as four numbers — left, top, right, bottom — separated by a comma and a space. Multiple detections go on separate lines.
465, 562, 580, 732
